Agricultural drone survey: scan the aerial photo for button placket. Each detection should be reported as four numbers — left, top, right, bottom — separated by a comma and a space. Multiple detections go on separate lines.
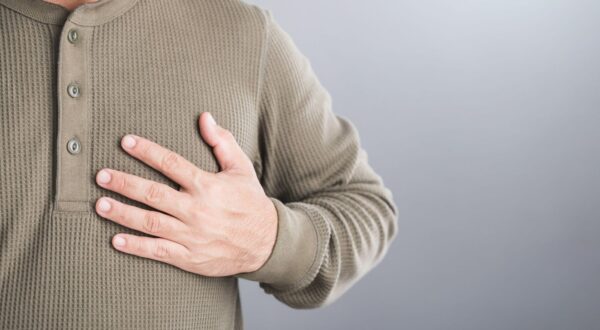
55, 21, 91, 212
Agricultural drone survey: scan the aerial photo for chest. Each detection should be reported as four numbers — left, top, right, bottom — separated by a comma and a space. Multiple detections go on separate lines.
0, 18, 264, 213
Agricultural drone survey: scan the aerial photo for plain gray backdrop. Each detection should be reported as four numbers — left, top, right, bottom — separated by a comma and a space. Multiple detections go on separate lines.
240, 1, 600, 329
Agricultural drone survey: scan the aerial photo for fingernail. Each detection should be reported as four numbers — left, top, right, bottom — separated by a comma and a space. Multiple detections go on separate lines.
122, 135, 137, 149
97, 169, 111, 184
114, 235, 126, 247
97, 198, 111, 213
207, 112, 216, 126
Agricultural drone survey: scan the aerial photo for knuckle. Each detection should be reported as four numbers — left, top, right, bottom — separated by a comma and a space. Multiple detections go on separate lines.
187, 206, 207, 222
145, 183, 165, 203
115, 174, 128, 192
153, 242, 170, 259
160, 151, 180, 173
219, 128, 235, 141
190, 170, 206, 191
205, 180, 223, 196
143, 212, 162, 234
113, 204, 128, 223
139, 141, 153, 158
131, 237, 143, 252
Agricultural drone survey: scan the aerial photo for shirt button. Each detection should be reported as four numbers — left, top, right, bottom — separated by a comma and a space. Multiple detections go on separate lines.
67, 29, 79, 43
67, 83, 81, 98
67, 137, 82, 155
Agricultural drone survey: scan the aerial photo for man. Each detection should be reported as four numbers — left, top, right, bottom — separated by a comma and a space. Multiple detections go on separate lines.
0, 0, 399, 328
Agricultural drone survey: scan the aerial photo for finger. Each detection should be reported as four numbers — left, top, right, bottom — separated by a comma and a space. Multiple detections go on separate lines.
199, 112, 254, 173
95, 197, 189, 243
96, 168, 191, 219
120, 134, 208, 191
111, 233, 190, 268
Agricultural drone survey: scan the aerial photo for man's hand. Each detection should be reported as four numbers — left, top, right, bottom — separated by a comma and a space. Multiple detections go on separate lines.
94, 112, 278, 277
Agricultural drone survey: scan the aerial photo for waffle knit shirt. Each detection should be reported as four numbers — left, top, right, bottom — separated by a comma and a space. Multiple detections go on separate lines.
0, 0, 399, 328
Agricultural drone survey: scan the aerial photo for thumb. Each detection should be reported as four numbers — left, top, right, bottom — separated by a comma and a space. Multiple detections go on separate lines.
199, 112, 253, 173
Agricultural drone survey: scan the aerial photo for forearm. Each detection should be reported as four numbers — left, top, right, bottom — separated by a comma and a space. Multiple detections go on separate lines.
265, 158, 398, 308
238, 138, 398, 308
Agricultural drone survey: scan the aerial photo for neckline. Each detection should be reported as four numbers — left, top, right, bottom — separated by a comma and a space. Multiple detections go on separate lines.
0, 0, 139, 26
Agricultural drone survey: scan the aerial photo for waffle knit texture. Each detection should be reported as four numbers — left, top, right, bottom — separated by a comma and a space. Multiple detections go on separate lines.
0, 0, 399, 329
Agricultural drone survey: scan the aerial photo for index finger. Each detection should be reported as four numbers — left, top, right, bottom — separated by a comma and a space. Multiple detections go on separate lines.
120, 134, 208, 191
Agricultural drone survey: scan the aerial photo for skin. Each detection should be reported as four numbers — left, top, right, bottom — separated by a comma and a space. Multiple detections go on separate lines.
43, 0, 98, 11
44, 0, 279, 278
95, 112, 279, 276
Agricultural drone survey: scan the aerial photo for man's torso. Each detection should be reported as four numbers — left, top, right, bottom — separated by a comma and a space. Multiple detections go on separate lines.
0, 0, 267, 328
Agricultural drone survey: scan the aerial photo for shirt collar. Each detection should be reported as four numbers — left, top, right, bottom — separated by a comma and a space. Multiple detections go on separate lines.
0, 0, 139, 26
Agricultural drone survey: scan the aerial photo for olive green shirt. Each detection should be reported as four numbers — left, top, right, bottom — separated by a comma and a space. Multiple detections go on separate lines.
0, 0, 399, 328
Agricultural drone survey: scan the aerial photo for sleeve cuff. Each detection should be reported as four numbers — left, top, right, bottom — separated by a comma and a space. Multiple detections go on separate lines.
235, 197, 319, 289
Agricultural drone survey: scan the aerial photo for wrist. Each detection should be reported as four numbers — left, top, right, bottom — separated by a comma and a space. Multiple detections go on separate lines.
235, 197, 319, 290
243, 196, 278, 273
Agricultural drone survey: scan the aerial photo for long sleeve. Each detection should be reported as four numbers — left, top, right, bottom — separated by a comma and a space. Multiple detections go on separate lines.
235, 9, 399, 309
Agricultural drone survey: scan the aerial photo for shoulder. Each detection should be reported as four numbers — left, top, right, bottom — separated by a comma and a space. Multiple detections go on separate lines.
170, 0, 270, 32
134, 0, 272, 49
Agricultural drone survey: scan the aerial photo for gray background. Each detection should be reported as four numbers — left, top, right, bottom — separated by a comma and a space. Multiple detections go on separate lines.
240, 1, 600, 329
